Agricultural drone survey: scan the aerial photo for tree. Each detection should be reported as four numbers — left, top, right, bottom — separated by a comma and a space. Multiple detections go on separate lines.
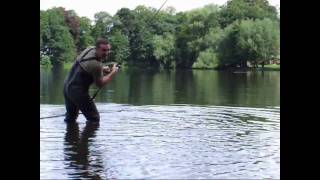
216, 18, 280, 69
114, 8, 138, 64
115, 7, 154, 66
192, 27, 224, 69
40, 2, 280, 70
108, 30, 130, 64
40, 10, 49, 56
236, 18, 280, 67
78, 17, 94, 52
201, 27, 224, 50
219, 0, 279, 28
91, 11, 113, 40
114, 8, 135, 37
192, 48, 219, 69
62, 9, 80, 44
40, 8, 76, 64
175, 6, 219, 68
152, 32, 175, 69
216, 22, 241, 68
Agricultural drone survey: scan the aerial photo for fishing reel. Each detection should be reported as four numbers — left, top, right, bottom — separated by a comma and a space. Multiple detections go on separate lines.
103, 62, 121, 75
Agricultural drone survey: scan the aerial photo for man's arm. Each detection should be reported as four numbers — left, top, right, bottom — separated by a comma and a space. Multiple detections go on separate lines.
96, 64, 119, 87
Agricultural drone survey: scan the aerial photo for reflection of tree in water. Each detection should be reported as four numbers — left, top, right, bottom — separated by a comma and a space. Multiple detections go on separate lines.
217, 71, 253, 106
52, 66, 69, 104
216, 71, 280, 107
174, 70, 196, 104
64, 122, 104, 179
41, 66, 280, 106
40, 68, 51, 103
191, 70, 221, 105
127, 69, 158, 105
43, 65, 70, 104
151, 69, 175, 104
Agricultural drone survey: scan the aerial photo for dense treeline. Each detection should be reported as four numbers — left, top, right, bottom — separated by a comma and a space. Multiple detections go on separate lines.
40, 0, 279, 69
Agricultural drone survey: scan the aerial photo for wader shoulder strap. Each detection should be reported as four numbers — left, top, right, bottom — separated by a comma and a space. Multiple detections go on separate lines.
79, 57, 98, 63
77, 47, 95, 61
76, 47, 100, 75
77, 47, 99, 64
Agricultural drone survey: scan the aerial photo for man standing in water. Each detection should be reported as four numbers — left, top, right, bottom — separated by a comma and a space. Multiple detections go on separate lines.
63, 38, 119, 123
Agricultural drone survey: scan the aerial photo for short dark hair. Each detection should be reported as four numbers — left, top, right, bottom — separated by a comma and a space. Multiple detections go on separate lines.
95, 38, 109, 48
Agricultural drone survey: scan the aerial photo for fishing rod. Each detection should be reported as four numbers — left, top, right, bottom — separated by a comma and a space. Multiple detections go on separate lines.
156, 0, 169, 14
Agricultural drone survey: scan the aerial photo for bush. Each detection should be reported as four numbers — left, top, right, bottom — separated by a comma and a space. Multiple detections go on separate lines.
40, 56, 52, 67
192, 48, 219, 69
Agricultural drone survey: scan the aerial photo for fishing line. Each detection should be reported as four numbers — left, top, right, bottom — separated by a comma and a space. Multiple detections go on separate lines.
40, 109, 124, 119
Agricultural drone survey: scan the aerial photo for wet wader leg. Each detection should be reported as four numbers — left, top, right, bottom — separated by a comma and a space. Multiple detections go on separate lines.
69, 92, 100, 122
63, 87, 79, 123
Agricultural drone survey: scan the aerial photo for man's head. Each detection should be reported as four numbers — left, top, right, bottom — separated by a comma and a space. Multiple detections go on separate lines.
95, 38, 111, 59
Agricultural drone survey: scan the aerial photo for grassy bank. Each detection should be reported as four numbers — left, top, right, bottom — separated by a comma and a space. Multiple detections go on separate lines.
63, 62, 73, 69
41, 62, 280, 71
40, 64, 52, 69
263, 64, 280, 70
40, 62, 72, 69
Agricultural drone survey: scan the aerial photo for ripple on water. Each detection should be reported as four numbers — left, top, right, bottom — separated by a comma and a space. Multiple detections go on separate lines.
40, 103, 280, 179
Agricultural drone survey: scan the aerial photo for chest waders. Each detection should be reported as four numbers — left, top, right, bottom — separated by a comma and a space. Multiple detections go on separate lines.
63, 48, 101, 123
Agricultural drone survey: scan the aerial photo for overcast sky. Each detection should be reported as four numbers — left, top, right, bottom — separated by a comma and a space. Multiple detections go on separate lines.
40, 0, 280, 20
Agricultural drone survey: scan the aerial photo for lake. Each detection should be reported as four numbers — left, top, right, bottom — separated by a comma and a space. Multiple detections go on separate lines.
40, 66, 280, 179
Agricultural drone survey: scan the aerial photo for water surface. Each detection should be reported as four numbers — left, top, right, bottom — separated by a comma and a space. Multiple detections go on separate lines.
40, 67, 280, 179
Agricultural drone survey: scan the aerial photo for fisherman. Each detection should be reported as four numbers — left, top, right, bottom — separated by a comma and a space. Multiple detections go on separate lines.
63, 38, 119, 123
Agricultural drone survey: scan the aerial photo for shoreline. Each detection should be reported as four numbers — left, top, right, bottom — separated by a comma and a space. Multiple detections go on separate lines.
40, 63, 280, 71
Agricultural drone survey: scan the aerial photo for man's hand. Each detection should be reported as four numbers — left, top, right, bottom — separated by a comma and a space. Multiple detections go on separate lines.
96, 63, 119, 87
103, 66, 111, 74
111, 63, 119, 74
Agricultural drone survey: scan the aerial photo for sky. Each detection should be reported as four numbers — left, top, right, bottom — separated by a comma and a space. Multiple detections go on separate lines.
40, 0, 280, 20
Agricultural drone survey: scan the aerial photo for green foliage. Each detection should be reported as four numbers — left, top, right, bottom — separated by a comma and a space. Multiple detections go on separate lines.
109, 30, 130, 64
63, 62, 73, 69
201, 27, 224, 49
114, 8, 135, 37
40, 8, 76, 64
236, 18, 280, 64
63, 9, 80, 44
113, 7, 151, 66
91, 11, 113, 40
192, 27, 224, 69
40, 1, 280, 70
216, 18, 280, 68
216, 23, 242, 68
40, 55, 52, 67
152, 32, 176, 68
264, 64, 280, 70
219, 0, 279, 27
78, 17, 94, 52
40, 10, 49, 50
192, 48, 219, 69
